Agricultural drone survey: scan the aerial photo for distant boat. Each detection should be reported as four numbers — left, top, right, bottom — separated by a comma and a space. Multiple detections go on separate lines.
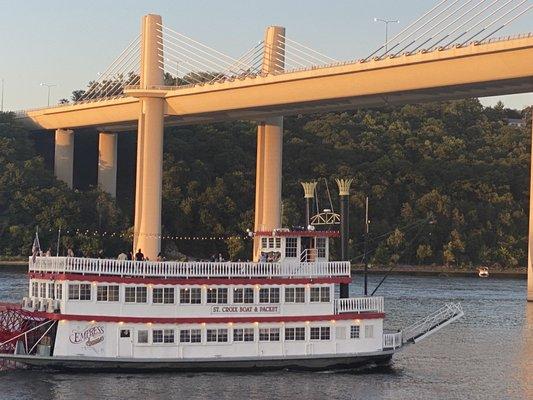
478, 267, 489, 278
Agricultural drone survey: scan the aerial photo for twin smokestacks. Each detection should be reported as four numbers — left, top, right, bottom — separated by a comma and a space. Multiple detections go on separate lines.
301, 179, 353, 298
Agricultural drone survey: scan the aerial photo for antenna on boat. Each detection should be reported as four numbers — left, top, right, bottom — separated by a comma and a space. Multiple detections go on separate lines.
363, 196, 370, 296
56, 226, 62, 256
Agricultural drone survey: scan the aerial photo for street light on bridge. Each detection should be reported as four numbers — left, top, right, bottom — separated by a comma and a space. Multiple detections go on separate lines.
374, 17, 399, 52
40, 82, 57, 107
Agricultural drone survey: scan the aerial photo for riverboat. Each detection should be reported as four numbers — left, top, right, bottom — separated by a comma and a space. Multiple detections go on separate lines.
0, 228, 464, 371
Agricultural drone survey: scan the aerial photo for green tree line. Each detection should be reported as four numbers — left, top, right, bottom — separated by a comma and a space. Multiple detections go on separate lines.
0, 99, 529, 268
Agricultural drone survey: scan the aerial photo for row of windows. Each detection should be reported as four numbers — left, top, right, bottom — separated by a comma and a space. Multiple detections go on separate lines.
31, 282, 63, 300
32, 282, 331, 304
132, 325, 373, 344
260, 237, 327, 258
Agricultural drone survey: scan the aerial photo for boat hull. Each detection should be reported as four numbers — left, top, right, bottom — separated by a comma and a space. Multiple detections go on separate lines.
0, 350, 394, 372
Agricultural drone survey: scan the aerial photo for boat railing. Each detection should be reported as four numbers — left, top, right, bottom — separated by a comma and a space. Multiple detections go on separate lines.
333, 296, 384, 314
28, 257, 351, 278
383, 332, 402, 350
402, 302, 464, 344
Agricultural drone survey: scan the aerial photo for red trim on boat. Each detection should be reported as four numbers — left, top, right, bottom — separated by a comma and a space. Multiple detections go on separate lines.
28, 272, 351, 285
31, 311, 384, 324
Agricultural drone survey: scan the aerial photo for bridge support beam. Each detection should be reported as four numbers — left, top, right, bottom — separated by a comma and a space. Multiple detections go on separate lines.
98, 132, 117, 197
253, 26, 285, 261
54, 129, 74, 188
527, 121, 533, 301
133, 13, 165, 260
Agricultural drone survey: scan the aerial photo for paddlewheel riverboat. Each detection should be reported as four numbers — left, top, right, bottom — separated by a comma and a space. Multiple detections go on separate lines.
0, 228, 463, 371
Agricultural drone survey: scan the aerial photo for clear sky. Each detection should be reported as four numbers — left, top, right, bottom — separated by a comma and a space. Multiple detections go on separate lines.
0, 0, 531, 111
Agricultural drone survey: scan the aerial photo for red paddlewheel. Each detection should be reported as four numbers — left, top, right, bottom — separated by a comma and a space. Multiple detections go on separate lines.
0, 307, 49, 353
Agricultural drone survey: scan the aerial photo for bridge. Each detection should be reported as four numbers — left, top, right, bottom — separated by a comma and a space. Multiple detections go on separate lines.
13, 0, 533, 300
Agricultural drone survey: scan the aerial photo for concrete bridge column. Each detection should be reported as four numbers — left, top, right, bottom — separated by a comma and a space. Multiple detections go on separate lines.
133, 14, 165, 260
253, 26, 285, 261
527, 121, 533, 301
54, 128, 74, 188
98, 132, 117, 197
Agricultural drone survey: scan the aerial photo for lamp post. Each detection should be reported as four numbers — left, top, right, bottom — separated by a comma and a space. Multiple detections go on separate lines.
40, 82, 57, 106
374, 18, 399, 52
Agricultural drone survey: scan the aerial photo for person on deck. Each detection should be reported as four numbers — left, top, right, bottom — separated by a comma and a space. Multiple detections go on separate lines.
135, 249, 144, 261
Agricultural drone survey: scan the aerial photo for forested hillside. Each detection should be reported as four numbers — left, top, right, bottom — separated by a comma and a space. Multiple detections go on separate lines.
0, 99, 529, 268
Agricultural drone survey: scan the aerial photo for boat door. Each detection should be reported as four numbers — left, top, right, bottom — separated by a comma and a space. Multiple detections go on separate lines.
118, 327, 133, 358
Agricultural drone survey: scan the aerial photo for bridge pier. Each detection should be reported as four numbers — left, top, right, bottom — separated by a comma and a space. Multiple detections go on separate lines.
97, 132, 117, 197
527, 121, 533, 301
253, 26, 285, 261
132, 14, 165, 261
54, 128, 74, 188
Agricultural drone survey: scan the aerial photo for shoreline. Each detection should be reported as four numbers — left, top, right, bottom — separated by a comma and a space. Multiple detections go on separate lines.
0, 260, 527, 279
351, 265, 526, 279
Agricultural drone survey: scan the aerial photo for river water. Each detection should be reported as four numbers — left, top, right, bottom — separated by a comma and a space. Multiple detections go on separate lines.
0, 265, 531, 400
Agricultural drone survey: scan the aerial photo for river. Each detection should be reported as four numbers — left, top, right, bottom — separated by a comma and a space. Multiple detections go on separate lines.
0, 265, 531, 400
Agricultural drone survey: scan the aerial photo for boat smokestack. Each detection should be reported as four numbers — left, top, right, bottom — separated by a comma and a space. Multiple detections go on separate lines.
335, 178, 353, 298
301, 182, 317, 227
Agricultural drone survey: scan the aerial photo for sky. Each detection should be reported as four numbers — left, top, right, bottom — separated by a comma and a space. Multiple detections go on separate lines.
0, 0, 531, 111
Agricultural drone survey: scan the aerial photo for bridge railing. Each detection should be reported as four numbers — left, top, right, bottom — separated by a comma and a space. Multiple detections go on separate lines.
28, 257, 351, 279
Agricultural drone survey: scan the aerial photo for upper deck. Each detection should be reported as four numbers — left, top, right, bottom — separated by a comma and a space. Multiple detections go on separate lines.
29, 257, 351, 280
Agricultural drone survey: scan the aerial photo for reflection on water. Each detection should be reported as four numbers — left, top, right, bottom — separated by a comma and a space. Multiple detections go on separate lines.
520, 303, 533, 400
0, 265, 531, 400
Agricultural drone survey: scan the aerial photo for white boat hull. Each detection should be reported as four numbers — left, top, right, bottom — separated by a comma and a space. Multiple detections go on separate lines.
0, 350, 395, 372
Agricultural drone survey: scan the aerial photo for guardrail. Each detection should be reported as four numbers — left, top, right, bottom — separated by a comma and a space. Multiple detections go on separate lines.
333, 296, 384, 314
402, 302, 464, 343
29, 257, 351, 279
383, 332, 402, 350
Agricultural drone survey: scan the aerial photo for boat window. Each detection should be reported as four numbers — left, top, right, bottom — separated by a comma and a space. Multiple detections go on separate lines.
350, 325, 360, 339
179, 288, 202, 304
191, 329, 202, 343
316, 237, 327, 258
31, 282, 39, 297
55, 283, 63, 300
285, 237, 298, 258
259, 327, 280, 341
285, 287, 305, 303
310, 326, 330, 340
68, 283, 92, 301
233, 287, 254, 304
285, 327, 305, 341
138, 330, 148, 343
163, 329, 175, 343
120, 329, 131, 338
153, 287, 175, 304
48, 283, 55, 300
125, 286, 147, 303
180, 329, 191, 343
206, 328, 228, 343
233, 328, 255, 342
206, 288, 228, 304
259, 288, 280, 303
310, 286, 330, 303
40, 283, 47, 298
152, 330, 163, 343
97, 285, 120, 302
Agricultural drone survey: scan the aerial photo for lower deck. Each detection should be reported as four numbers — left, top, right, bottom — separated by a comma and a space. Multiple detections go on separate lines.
53, 319, 384, 359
